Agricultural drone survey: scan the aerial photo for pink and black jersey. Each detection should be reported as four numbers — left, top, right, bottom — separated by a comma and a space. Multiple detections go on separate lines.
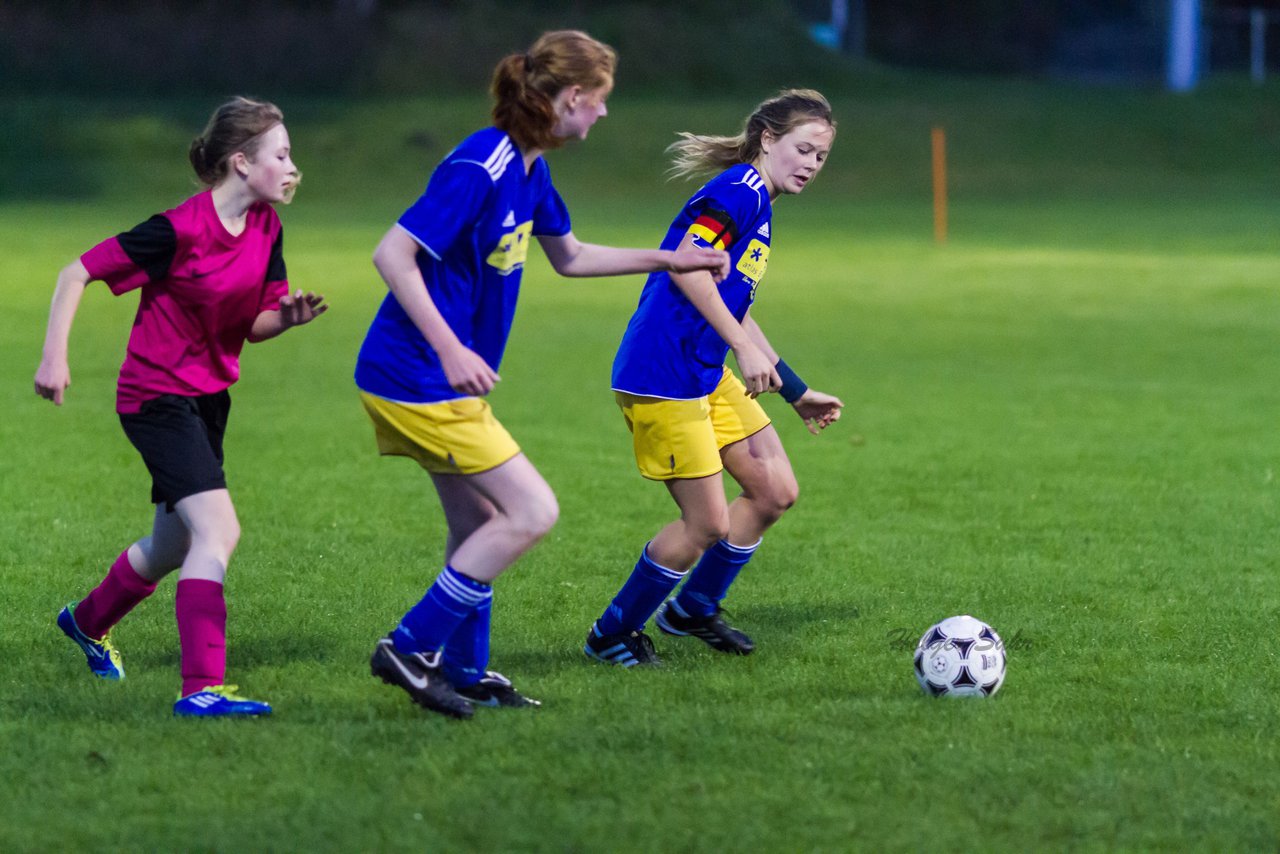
81, 191, 289, 413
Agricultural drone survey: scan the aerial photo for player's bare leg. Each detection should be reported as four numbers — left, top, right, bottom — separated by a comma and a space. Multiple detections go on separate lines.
720, 424, 799, 545
656, 429, 796, 655
128, 503, 194, 582
430, 454, 558, 584
646, 473, 730, 571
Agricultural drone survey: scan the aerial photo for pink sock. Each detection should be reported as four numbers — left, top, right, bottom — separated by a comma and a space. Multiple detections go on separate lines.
175, 579, 227, 697
74, 550, 158, 640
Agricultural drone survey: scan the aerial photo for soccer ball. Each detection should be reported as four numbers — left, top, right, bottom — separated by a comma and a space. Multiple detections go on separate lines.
913, 615, 1006, 697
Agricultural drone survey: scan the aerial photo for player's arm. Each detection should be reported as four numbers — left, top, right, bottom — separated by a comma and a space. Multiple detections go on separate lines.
249, 291, 328, 342
742, 310, 844, 435
536, 231, 729, 281
665, 232, 778, 396
741, 312, 780, 363
249, 228, 327, 342
372, 225, 499, 396
34, 259, 92, 406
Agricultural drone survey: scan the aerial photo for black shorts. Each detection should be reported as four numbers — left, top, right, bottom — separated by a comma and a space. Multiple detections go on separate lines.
118, 391, 231, 512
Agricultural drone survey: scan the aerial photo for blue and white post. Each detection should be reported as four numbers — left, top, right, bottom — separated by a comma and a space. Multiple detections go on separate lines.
1166, 0, 1203, 92
1251, 8, 1267, 85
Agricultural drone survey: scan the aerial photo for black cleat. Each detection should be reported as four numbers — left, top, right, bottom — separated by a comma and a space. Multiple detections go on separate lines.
655, 600, 755, 655
455, 670, 541, 708
370, 635, 473, 719
583, 625, 662, 667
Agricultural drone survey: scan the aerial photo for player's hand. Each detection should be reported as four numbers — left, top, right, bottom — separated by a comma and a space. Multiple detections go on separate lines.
441, 345, 500, 397
791, 389, 843, 435
733, 341, 780, 397
670, 246, 731, 283
280, 290, 328, 328
34, 357, 71, 406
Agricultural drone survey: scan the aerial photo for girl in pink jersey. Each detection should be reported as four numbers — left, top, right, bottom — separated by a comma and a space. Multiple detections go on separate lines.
34, 96, 327, 717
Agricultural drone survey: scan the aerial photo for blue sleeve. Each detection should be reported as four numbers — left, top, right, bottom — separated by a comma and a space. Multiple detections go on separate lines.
531, 165, 571, 237
397, 162, 493, 258
711, 178, 760, 230
683, 176, 762, 252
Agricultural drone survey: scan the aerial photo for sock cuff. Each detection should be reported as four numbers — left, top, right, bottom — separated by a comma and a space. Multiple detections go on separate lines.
175, 578, 225, 605
438, 566, 493, 607
110, 550, 158, 594
640, 544, 687, 581
715, 538, 761, 556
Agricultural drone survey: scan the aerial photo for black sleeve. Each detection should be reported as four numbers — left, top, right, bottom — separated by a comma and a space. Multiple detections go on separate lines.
265, 228, 287, 283
116, 214, 177, 283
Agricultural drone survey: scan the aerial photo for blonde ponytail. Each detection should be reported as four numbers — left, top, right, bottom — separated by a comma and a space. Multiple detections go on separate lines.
668, 89, 835, 179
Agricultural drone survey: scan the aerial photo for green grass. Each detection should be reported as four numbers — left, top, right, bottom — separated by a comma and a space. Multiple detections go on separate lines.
2, 77, 1280, 851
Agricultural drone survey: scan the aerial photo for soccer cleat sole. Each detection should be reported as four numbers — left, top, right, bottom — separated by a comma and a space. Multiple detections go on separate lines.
172, 684, 272, 717
456, 677, 541, 709
655, 607, 754, 655
173, 700, 272, 718
582, 629, 662, 668
583, 641, 643, 667
370, 649, 473, 720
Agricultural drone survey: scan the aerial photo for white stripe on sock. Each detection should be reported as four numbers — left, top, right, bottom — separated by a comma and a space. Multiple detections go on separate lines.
436, 570, 491, 606
718, 538, 761, 555
642, 544, 688, 581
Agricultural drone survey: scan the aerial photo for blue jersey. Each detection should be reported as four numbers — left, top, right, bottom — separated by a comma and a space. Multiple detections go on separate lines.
355, 128, 571, 403
612, 163, 772, 399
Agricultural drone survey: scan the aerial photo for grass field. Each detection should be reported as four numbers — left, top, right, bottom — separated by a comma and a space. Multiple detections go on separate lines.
2, 77, 1279, 851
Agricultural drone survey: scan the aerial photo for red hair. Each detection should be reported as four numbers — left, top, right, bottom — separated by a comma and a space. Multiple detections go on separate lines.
490, 30, 616, 152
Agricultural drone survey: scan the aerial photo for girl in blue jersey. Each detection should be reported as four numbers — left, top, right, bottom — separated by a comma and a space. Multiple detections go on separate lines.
357, 30, 730, 718
585, 90, 844, 667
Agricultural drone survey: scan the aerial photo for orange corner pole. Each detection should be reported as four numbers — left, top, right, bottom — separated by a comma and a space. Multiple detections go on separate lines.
931, 126, 948, 244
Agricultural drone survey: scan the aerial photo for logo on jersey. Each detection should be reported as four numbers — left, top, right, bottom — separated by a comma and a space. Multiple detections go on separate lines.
757, 222, 770, 238
736, 238, 770, 289
502, 210, 516, 227
687, 206, 738, 251
486, 220, 533, 275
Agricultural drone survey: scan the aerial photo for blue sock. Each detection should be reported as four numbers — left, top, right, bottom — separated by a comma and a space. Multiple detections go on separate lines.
674, 538, 760, 618
595, 546, 687, 636
443, 595, 492, 688
392, 565, 491, 655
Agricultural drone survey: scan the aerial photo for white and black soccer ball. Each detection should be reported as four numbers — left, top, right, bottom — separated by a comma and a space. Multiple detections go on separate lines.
913, 615, 1006, 697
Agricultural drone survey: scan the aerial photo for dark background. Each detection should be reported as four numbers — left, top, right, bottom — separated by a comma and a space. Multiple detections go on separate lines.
2, 0, 1276, 96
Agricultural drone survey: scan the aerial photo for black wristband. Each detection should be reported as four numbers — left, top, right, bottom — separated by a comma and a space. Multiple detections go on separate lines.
775, 358, 808, 403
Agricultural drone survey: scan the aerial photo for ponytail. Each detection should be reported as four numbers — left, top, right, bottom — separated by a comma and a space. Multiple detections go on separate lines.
188, 137, 214, 184
189, 96, 285, 187
667, 133, 749, 179
491, 30, 616, 152
668, 89, 835, 179
491, 53, 558, 152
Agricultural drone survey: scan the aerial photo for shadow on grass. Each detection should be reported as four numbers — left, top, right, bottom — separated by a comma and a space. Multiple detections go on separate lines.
229, 632, 342, 668
732, 601, 864, 630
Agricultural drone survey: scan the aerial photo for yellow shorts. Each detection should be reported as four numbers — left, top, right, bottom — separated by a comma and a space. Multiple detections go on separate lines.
359, 392, 521, 475
616, 366, 771, 481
